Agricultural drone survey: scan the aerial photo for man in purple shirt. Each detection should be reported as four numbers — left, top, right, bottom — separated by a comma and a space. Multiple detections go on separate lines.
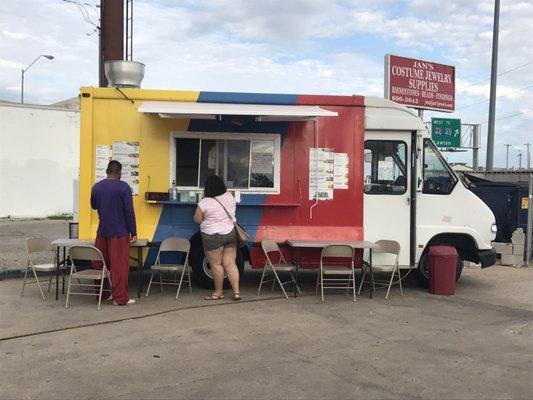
91, 160, 137, 306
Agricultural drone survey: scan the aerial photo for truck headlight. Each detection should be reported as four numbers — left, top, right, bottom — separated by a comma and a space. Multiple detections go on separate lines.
491, 224, 498, 234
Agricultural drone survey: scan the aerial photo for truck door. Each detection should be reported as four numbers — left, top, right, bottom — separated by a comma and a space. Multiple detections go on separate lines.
363, 132, 411, 266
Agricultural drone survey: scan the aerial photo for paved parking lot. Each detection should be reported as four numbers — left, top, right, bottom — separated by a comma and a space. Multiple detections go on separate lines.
1, 219, 532, 399
1, 261, 532, 399
0, 219, 68, 273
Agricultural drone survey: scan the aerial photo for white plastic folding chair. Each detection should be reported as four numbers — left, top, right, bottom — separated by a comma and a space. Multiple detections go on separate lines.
65, 245, 112, 310
21, 238, 66, 300
358, 240, 402, 300
259, 239, 301, 299
317, 244, 356, 302
146, 237, 191, 300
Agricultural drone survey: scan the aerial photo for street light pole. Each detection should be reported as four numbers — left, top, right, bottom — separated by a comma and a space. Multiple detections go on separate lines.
20, 54, 54, 103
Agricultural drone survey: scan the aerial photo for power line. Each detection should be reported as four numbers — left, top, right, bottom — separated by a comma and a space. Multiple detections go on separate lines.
61, 0, 100, 35
458, 60, 533, 90
474, 109, 532, 125
495, 109, 533, 121
423, 83, 533, 118
456, 83, 533, 110
403, 60, 533, 117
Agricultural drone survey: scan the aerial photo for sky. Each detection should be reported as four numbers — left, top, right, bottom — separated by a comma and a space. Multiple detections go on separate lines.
0, 0, 532, 168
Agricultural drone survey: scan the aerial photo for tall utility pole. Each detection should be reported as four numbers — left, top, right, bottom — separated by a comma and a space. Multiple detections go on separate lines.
473, 124, 480, 170
486, 0, 500, 171
99, 0, 124, 87
504, 143, 511, 170
518, 151, 523, 169
525, 142, 531, 169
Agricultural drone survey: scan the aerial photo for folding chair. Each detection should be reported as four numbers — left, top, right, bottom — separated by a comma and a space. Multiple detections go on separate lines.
259, 239, 301, 299
65, 246, 112, 310
146, 237, 191, 300
358, 240, 402, 300
21, 238, 66, 300
317, 244, 356, 302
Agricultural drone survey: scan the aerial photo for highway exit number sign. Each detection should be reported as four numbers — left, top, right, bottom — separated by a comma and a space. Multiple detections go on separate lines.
431, 117, 461, 148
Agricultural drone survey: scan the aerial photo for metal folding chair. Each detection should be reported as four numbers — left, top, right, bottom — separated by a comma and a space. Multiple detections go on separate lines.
358, 240, 402, 299
21, 238, 66, 300
259, 239, 301, 299
65, 245, 112, 310
317, 244, 356, 302
146, 237, 191, 300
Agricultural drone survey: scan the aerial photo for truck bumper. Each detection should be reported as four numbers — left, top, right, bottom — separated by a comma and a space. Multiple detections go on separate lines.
478, 248, 497, 268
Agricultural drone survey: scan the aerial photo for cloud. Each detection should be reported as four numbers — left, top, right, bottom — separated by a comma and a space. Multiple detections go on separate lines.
0, 58, 23, 70
0, 0, 531, 168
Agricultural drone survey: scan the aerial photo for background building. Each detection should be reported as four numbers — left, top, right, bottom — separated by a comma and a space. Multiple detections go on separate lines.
0, 100, 79, 218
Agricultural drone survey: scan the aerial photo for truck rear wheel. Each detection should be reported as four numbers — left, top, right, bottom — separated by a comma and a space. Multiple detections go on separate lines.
190, 244, 245, 289
415, 250, 463, 288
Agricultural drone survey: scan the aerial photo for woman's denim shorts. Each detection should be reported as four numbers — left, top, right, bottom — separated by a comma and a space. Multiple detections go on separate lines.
201, 228, 237, 252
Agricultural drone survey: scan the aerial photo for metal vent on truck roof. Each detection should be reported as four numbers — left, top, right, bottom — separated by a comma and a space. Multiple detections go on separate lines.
104, 60, 145, 88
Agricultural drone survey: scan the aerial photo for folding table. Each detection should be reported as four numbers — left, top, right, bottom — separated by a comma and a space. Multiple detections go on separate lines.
286, 240, 379, 298
51, 238, 150, 300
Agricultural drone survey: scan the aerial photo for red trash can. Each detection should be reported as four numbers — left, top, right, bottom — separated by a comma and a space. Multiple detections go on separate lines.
428, 246, 457, 295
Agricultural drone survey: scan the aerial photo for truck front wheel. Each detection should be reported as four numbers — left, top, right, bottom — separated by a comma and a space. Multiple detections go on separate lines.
190, 244, 245, 289
415, 250, 463, 288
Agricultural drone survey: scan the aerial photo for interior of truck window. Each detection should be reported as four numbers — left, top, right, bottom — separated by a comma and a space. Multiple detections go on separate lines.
172, 133, 279, 192
364, 140, 407, 195
422, 139, 458, 195
175, 138, 200, 186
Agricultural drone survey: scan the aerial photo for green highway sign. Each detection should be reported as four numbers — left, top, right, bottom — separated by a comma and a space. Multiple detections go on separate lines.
431, 118, 461, 148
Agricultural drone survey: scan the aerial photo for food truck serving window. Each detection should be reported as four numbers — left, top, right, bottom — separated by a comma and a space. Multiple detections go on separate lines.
364, 140, 407, 195
170, 132, 280, 193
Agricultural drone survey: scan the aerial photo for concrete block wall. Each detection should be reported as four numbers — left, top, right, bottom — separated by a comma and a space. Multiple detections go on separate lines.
492, 229, 526, 266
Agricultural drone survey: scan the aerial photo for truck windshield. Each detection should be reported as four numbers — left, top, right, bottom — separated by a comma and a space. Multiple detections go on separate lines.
423, 139, 458, 195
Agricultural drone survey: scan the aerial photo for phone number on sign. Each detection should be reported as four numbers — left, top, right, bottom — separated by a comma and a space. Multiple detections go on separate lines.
390, 95, 419, 105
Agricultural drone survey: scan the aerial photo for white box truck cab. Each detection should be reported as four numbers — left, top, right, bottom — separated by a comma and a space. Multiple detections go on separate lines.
363, 97, 497, 283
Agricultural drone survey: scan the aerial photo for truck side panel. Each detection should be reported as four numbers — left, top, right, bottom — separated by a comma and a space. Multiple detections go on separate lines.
79, 88, 366, 267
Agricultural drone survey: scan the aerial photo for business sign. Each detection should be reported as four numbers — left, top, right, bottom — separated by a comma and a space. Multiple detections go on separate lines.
385, 54, 455, 112
432, 118, 461, 148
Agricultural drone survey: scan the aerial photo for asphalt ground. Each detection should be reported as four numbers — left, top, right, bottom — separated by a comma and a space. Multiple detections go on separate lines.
0, 263, 532, 399
0, 218, 68, 273
1, 219, 532, 399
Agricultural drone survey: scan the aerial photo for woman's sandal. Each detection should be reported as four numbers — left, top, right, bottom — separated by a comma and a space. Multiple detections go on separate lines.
204, 293, 225, 300
232, 293, 242, 301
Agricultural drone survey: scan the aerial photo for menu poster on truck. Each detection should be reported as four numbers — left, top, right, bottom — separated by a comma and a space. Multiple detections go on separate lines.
385, 54, 455, 112
333, 153, 349, 189
95, 145, 112, 183
251, 152, 274, 174
309, 148, 334, 200
112, 141, 140, 196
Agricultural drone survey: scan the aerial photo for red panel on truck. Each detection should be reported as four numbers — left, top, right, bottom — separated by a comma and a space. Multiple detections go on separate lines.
250, 95, 366, 268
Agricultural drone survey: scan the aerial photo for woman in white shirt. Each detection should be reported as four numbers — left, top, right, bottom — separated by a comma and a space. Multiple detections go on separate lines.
193, 175, 242, 301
